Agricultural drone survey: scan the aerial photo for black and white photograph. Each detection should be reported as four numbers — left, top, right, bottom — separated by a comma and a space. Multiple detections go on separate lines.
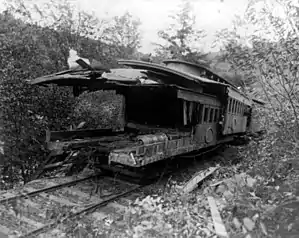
0, 0, 298, 237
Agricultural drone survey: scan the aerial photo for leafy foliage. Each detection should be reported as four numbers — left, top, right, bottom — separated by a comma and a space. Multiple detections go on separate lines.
0, 0, 142, 187
218, 132, 299, 237
123, 194, 213, 238
217, 0, 299, 134
0, 11, 74, 185
71, 91, 123, 130
102, 12, 142, 60
154, 0, 209, 65
2, 0, 299, 236
213, 0, 299, 236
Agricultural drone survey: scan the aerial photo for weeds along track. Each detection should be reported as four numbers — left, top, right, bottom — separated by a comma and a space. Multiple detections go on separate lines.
0, 173, 144, 238
0, 144, 229, 238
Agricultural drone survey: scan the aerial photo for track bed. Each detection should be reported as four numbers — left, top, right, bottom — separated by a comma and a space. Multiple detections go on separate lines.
0, 173, 142, 238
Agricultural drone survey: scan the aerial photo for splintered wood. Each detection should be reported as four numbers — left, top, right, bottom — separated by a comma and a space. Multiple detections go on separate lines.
207, 196, 228, 238
182, 166, 218, 193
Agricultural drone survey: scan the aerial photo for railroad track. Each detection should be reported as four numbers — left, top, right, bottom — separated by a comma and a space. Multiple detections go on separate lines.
0, 144, 228, 238
0, 173, 145, 238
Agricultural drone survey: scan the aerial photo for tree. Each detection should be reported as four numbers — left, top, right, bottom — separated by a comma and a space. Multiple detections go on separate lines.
154, 0, 208, 64
102, 12, 142, 60
217, 0, 299, 136
0, 0, 143, 186
0, 10, 77, 185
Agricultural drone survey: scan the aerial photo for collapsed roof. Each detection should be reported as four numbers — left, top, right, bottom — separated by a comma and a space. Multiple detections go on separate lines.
29, 59, 265, 105
30, 59, 227, 91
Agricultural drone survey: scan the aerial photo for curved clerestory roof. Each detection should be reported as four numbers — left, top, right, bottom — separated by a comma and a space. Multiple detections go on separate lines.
29, 59, 227, 89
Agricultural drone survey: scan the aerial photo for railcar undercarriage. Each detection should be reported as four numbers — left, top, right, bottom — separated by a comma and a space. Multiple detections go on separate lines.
32, 124, 237, 181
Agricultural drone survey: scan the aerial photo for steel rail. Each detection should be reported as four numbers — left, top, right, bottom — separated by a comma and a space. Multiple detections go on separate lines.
19, 184, 144, 238
179, 144, 223, 159
0, 174, 104, 204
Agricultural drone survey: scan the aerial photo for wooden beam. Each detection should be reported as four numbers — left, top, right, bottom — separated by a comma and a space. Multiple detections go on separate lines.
182, 166, 218, 193
30, 151, 57, 181
207, 196, 229, 238
44, 161, 65, 170
47, 128, 119, 142
76, 59, 93, 70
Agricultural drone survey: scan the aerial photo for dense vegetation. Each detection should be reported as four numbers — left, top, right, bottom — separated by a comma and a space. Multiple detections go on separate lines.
1, 0, 299, 237
0, 0, 142, 185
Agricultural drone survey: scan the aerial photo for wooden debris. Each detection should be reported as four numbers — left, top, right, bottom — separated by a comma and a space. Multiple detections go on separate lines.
210, 180, 224, 187
47, 128, 118, 142
44, 161, 65, 170
0, 224, 11, 237
207, 196, 229, 238
243, 217, 255, 231
259, 222, 268, 235
233, 217, 242, 229
76, 58, 93, 70
182, 166, 218, 193
30, 151, 56, 180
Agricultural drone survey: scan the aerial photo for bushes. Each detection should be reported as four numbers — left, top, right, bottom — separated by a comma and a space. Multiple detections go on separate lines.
0, 14, 73, 186
0, 62, 74, 187
71, 90, 123, 130
0, 1, 143, 187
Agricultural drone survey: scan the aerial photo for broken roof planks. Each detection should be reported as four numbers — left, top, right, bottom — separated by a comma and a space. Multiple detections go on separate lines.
29, 60, 229, 95
30, 74, 96, 86
29, 68, 107, 86
118, 60, 228, 87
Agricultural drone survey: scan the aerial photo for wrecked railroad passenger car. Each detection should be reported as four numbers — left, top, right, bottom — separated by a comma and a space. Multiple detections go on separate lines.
29, 59, 265, 178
